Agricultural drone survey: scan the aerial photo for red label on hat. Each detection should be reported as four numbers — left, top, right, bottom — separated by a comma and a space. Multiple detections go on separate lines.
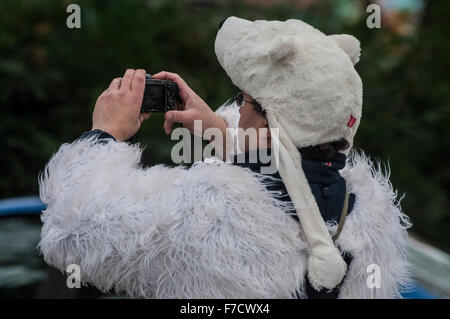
347, 115, 357, 128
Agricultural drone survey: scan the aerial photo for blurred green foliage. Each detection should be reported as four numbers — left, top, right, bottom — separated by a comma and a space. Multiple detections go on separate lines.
0, 0, 448, 252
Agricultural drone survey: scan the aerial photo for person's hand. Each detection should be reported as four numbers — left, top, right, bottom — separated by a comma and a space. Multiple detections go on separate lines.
92, 69, 151, 142
152, 71, 227, 138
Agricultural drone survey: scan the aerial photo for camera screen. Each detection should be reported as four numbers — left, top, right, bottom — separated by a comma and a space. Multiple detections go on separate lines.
143, 84, 166, 111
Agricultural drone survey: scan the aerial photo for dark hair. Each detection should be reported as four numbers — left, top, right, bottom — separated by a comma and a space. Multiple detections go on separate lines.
299, 138, 350, 161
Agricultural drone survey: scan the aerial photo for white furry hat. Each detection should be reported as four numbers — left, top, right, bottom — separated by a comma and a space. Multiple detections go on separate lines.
215, 17, 363, 291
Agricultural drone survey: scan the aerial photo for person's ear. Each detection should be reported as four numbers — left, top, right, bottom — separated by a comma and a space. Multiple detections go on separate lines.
267, 35, 298, 64
328, 34, 361, 65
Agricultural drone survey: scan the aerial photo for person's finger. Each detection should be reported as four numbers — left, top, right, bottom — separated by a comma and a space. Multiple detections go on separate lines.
165, 110, 190, 124
163, 110, 190, 134
108, 77, 122, 90
120, 69, 135, 92
152, 71, 190, 102
163, 119, 172, 135
131, 69, 146, 95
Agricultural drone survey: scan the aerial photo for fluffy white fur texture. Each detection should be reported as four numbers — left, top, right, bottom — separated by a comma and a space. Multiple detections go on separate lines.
336, 151, 412, 298
38, 135, 411, 298
39, 135, 307, 298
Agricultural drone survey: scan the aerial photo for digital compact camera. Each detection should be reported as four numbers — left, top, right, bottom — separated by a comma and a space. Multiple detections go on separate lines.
141, 74, 181, 113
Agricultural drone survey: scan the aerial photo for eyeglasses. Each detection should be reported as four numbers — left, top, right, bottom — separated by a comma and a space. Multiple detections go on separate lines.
226, 91, 258, 108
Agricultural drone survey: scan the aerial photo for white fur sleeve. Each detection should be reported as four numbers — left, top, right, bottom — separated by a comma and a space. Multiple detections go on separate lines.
336, 150, 413, 298
38, 135, 189, 297
38, 135, 307, 298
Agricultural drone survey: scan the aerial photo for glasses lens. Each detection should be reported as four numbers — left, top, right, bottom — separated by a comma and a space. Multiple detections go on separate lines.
236, 92, 244, 107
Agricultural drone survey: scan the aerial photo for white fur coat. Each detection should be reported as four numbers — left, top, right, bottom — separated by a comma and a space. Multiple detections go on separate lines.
38, 106, 411, 299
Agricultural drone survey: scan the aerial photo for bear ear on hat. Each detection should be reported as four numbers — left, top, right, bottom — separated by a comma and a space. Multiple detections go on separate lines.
328, 34, 361, 65
268, 35, 298, 64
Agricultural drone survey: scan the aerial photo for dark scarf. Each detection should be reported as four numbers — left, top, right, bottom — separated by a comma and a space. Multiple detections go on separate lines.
231, 148, 352, 223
